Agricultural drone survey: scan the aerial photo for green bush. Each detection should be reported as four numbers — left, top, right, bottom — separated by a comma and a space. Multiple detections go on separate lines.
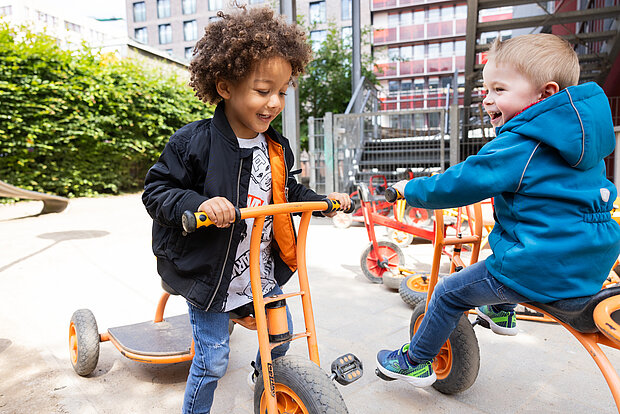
0, 23, 213, 198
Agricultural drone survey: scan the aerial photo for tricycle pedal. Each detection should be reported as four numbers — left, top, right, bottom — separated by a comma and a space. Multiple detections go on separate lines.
331, 353, 363, 385
472, 316, 490, 329
374, 368, 396, 381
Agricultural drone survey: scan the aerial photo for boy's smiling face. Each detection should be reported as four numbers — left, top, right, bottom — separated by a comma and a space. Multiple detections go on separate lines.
482, 57, 544, 128
218, 56, 292, 139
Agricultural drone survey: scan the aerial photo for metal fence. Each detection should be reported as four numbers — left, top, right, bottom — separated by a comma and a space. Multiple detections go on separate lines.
307, 97, 620, 195
307, 104, 493, 194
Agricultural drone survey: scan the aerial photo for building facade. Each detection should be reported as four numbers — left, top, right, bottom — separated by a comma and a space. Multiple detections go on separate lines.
125, 0, 371, 60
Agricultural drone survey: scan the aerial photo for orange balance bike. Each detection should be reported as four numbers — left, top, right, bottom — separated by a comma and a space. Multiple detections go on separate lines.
69, 199, 363, 414
378, 188, 620, 409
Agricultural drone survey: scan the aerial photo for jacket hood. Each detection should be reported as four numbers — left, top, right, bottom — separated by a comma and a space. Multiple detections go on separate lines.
497, 82, 615, 171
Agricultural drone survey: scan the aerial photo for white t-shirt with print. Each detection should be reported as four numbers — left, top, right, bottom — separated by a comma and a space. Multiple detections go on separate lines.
224, 133, 276, 312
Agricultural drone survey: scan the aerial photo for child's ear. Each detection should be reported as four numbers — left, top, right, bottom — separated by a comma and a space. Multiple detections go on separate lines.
540, 81, 560, 99
216, 78, 232, 100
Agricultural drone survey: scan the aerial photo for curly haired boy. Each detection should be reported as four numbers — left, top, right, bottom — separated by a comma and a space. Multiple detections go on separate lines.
142, 5, 350, 413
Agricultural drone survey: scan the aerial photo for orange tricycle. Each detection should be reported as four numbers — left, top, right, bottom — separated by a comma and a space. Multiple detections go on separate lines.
69, 199, 362, 414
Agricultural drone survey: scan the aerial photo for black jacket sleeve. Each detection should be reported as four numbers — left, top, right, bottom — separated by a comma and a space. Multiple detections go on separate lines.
142, 133, 208, 228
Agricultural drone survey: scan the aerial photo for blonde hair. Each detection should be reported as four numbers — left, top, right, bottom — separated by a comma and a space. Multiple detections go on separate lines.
487, 34, 580, 91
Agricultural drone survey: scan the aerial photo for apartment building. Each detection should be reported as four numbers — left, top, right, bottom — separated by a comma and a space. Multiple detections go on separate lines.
0, 0, 123, 49
125, 0, 370, 60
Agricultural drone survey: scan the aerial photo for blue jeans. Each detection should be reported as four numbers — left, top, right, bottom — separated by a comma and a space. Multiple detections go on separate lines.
182, 285, 293, 414
408, 260, 529, 363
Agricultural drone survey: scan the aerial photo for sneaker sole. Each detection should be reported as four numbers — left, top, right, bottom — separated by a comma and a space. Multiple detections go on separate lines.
476, 309, 518, 336
375, 358, 437, 387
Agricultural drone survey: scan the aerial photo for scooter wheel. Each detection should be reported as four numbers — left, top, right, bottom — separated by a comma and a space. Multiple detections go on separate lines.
409, 302, 480, 394
360, 241, 404, 284
69, 309, 100, 376
254, 355, 348, 414
399, 274, 430, 308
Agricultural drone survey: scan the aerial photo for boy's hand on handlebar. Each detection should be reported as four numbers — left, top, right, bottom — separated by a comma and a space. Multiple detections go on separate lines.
392, 180, 408, 196
198, 197, 236, 228
324, 192, 352, 217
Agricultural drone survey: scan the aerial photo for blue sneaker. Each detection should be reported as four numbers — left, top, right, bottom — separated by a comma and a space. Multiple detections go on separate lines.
376, 344, 436, 387
476, 305, 517, 336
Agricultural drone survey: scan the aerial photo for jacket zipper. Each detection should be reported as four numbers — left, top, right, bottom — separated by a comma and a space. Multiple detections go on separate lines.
205, 158, 243, 310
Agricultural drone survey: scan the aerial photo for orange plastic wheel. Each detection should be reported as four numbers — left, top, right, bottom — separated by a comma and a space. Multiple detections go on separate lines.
409, 303, 479, 394
253, 356, 347, 414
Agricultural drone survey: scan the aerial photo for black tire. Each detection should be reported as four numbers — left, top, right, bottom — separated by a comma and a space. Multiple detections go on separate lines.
360, 241, 404, 284
69, 309, 100, 376
254, 355, 348, 414
382, 272, 405, 290
409, 302, 480, 395
399, 274, 430, 308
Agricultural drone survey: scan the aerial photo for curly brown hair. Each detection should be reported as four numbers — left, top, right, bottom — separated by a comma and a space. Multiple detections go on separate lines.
188, 5, 312, 104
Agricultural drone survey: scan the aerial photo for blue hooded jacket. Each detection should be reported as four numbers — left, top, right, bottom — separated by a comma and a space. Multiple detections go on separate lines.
403, 82, 620, 303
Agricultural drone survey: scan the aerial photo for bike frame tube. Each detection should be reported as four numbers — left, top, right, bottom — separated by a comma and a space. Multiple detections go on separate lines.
241, 201, 328, 414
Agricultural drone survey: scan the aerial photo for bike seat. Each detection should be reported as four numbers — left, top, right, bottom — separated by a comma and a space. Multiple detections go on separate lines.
161, 280, 179, 295
527, 286, 620, 333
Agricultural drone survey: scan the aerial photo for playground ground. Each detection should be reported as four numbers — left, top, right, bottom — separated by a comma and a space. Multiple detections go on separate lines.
1, 193, 619, 413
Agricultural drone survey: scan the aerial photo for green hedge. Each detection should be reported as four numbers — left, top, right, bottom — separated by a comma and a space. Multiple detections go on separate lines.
0, 24, 213, 198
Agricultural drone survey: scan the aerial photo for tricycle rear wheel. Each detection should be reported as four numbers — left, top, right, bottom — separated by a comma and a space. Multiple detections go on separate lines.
360, 241, 404, 284
69, 309, 100, 376
254, 355, 348, 414
409, 302, 480, 394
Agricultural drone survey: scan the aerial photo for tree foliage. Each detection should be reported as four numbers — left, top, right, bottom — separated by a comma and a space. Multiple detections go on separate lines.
298, 23, 377, 146
0, 23, 213, 198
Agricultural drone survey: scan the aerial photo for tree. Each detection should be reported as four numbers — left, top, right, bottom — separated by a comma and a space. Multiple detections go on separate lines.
0, 23, 213, 198
297, 23, 377, 148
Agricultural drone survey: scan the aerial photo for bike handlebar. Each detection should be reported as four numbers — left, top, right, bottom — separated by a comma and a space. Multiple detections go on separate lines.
384, 187, 403, 203
182, 199, 355, 234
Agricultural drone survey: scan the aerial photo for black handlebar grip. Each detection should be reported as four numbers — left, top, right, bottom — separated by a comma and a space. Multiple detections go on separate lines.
343, 203, 355, 214
384, 187, 401, 203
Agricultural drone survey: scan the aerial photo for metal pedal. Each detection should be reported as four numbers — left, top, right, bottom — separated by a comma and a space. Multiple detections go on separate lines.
472, 316, 490, 329
330, 353, 363, 385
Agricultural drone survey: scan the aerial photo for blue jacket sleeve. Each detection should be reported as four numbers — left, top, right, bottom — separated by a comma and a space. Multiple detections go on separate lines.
404, 133, 538, 209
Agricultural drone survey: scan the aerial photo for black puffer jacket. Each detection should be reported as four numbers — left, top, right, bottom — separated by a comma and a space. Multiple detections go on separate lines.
142, 102, 324, 311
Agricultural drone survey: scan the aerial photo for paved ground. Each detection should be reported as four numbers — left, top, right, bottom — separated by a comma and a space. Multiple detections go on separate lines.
1, 193, 620, 413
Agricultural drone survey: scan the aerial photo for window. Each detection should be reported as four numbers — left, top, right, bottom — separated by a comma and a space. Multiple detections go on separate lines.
413, 44, 424, 59
400, 11, 412, 26
388, 80, 399, 93
427, 7, 440, 22
185, 47, 194, 60
182, 0, 196, 14
341, 26, 352, 48
341, 0, 351, 20
208, 0, 223, 11
249, 0, 264, 3
135, 27, 148, 44
309, 30, 326, 52
388, 13, 399, 27
400, 46, 412, 60
455, 40, 465, 55
309, 1, 326, 24
401, 80, 412, 91
388, 47, 399, 61
157, 0, 170, 18
159, 24, 172, 44
0, 6, 12, 16
455, 4, 467, 19
209, 15, 222, 22
413, 10, 424, 24
65, 21, 81, 33
165, 49, 173, 56
184, 20, 198, 41
133, 2, 146, 22
440, 42, 453, 56
441, 5, 454, 21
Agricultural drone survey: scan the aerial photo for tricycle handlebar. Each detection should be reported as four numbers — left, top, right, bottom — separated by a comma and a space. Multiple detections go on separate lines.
384, 187, 403, 203
182, 199, 355, 234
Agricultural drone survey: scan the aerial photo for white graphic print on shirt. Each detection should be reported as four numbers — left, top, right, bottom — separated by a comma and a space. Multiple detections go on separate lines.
224, 134, 276, 312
